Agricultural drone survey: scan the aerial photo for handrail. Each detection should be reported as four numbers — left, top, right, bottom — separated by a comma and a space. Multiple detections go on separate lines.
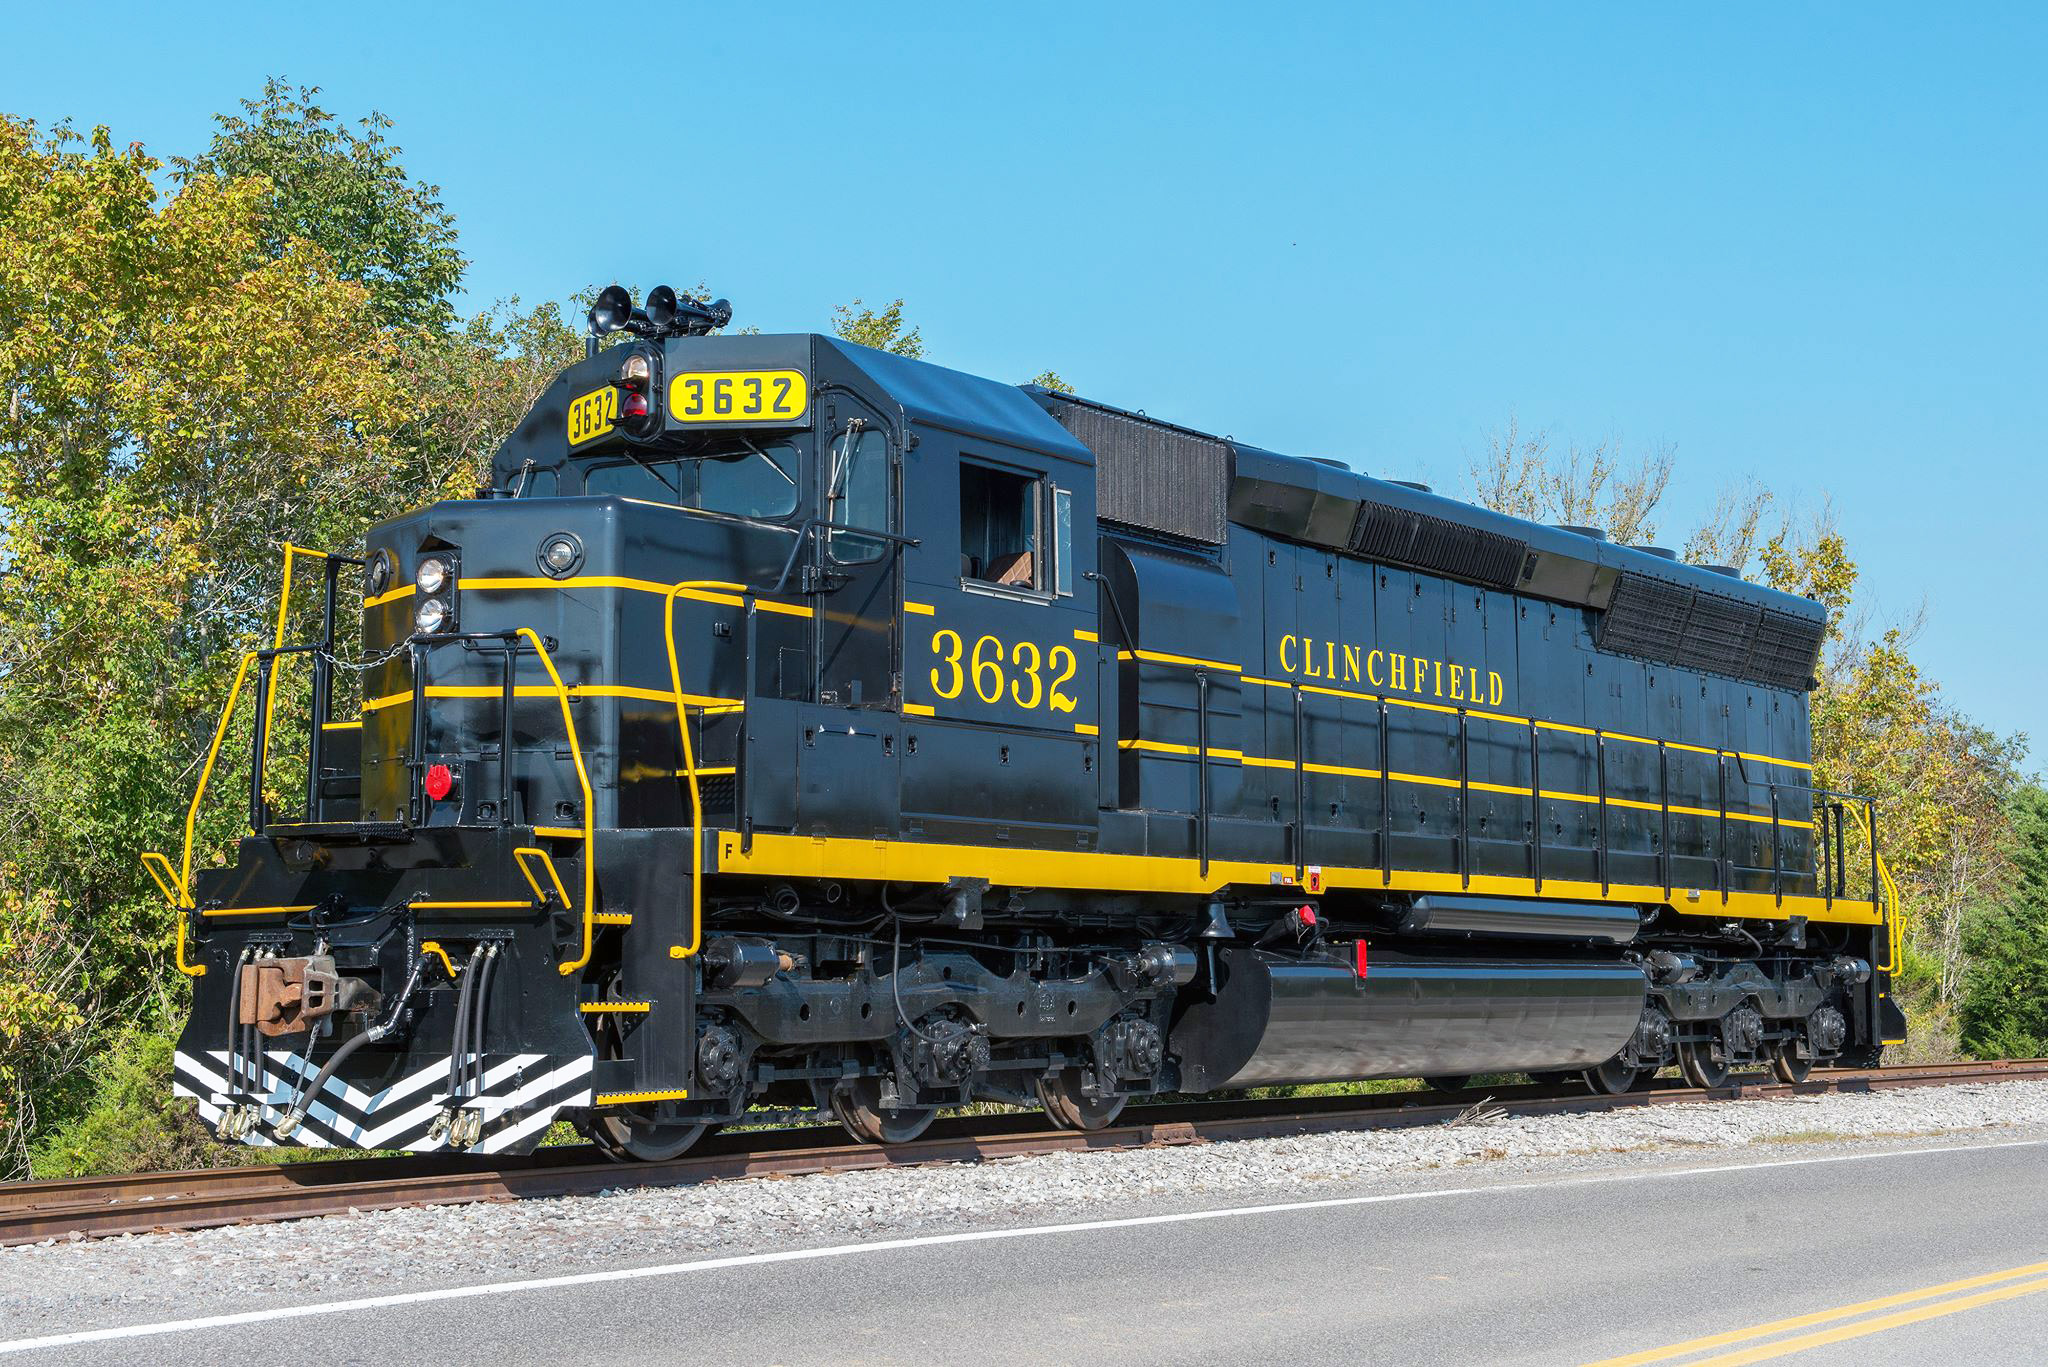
1844, 800, 1904, 972
150, 648, 263, 977
663, 579, 753, 960
514, 627, 598, 977
255, 544, 354, 819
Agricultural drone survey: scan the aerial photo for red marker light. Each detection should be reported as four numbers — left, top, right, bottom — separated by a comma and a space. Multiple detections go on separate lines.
1354, 941, 1369, 977
424, 763, 455, 801
621, 391, 650, 419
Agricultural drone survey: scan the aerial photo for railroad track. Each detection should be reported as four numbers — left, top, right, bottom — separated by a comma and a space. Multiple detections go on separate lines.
5, 1058, 2042, 1248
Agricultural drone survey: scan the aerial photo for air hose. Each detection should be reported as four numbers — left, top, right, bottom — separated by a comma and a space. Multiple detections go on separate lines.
447, 945, 485, 1099
275, 951, 430, 1139
466, 944, 500, 1099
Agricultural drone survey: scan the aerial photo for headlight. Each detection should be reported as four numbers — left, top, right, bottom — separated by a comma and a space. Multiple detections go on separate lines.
415, 557, 449, 595
537, 532, 583, 578
415, 597, 450, 633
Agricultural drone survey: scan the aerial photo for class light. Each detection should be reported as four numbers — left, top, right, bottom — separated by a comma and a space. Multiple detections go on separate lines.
365, 551, 392, 597
415, 557, 449, 595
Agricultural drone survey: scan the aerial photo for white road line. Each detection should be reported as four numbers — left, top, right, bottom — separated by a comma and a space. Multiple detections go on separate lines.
4, 1136, 2042, 1356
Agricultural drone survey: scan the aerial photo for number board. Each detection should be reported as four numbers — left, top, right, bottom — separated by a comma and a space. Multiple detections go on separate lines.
668, 369, 810, 426
566, 387, 619, 446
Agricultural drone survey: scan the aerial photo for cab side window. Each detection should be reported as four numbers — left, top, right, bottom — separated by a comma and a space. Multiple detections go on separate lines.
961, 461, 1045, 591
827, 427, 890, 563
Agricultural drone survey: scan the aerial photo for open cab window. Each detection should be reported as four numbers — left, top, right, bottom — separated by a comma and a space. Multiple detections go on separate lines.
961, 460, 1072, 597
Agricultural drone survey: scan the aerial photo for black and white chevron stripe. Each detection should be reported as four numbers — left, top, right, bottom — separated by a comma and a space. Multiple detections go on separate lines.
172, 1046, 594, 1154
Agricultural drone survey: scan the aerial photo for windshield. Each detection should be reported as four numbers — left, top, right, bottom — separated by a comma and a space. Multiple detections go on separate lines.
582, 439, 800, 518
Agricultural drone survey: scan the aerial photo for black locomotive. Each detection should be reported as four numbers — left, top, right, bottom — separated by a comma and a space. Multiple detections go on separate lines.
160, 288, 1905, 1158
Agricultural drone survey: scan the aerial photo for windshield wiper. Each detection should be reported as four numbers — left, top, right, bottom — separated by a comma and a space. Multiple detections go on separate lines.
619, 447, 682, 499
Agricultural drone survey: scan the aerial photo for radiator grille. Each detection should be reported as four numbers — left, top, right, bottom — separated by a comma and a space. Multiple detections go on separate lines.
1044, 400, 1229, 545
1597, 571, 1822, 689
1349, 502, 1527, 589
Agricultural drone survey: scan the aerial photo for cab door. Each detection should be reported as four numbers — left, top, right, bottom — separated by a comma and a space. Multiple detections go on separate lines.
897, 438, 1100, 845
815, 390, 898, 709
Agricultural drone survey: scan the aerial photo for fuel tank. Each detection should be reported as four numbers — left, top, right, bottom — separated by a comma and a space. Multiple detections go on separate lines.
1171, 947, 1647, 1090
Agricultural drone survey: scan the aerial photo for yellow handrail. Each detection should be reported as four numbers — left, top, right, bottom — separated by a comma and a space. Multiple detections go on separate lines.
153, 648, 264, 977
663, 580, 751, 961
514, 845, 573, 908
1842, 802, 1904, 973
515, 627, 598, 976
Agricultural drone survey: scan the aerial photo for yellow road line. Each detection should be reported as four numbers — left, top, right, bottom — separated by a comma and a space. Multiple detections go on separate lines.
1584, 1258, 2048, 1366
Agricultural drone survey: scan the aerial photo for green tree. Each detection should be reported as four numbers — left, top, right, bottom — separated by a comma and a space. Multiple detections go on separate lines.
173, 79, 465, 334
1960, 786, 2048, 1057
0, 115, 420, 1174
831, 297, 924, 357
1026, 369, 1075, 394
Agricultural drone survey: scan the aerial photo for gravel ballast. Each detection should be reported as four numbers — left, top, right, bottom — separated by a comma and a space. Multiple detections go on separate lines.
4, 1079, 2047, 1339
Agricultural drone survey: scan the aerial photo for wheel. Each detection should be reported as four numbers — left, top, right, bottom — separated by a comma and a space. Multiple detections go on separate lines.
1037, 1068, 1127, 1132
1583, 1057, 1641, 1095
593, 1111, 713, 1162
832, 1076, 936, 1145
1422, 1075, 1473, 1092
1678, 1038, 1731, 1089
1770, 1041, 1813, 1084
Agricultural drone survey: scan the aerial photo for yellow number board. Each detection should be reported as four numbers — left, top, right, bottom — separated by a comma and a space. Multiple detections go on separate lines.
566, 387, 619, 446
669, 369, 809, 424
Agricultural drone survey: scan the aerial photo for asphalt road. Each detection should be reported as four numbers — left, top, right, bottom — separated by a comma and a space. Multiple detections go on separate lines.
7, 1138, 2045, 1365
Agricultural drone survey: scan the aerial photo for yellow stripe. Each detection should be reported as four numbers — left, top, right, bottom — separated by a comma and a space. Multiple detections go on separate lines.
1588, 1260, 2048, 1367
1118, 648, 1243, 673
361, 683, 745, 713
1305, 760, 1379, 779
457, 574, 813, 618
903, 702, 937, 716
903, 600, 935, 616
1172, 673, 1813, 774
596, 1088, 690, 1104
532, 826, 585, 840
1120, 739, 1243, 760
365, 584, 416, 609
1127, 733, 1816, 832
1073, 628, 1098, 642
594, 912, 634, 925
320, 720, 362, 731
201, 905, 316, 918
1074, 722, 1099, 735
715, 830, 1880, 926
579, 1001, 651, 1013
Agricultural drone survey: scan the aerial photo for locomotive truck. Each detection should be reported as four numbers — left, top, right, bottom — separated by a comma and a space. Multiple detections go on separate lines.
156, 288, 1905, 1159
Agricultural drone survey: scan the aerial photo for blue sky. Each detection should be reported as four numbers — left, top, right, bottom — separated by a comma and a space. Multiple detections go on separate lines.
6, 2, 2043, 757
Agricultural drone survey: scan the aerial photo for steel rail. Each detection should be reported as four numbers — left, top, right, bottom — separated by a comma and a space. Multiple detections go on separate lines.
5, 1058, 2044, 1247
